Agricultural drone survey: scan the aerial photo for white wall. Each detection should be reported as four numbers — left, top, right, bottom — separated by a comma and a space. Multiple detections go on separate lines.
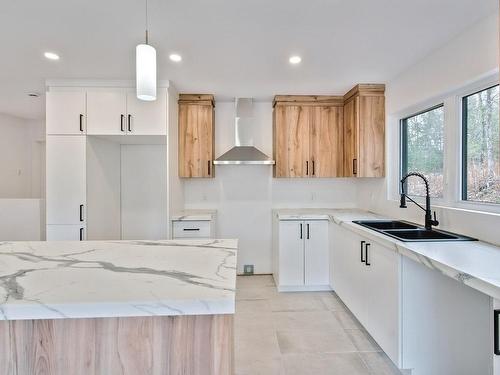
0, 114, 44, 198
0, 199, 43, 240
184, 101, 358, 273
357, 12, 500, 245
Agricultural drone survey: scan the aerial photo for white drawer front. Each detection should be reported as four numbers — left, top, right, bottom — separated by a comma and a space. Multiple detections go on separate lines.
173, 220, 211, 238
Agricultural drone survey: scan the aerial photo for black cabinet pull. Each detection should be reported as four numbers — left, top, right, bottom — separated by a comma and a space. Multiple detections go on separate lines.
79, 114, 84, 132
79, 204, 84, 222
312, 160, 315, 176
360, 241, 366, 263
208, 160, 211, 176
306, 223, 310, 239
365, 243, 371, 266
127, 114, 132, 132
306, 161, 309, 176
120, 114, 125, 132
79, 227, 84, 241
299, 223, 303, 239
353, 159, 357, 175
183, 228, 200, 231
495, 309, 500, 355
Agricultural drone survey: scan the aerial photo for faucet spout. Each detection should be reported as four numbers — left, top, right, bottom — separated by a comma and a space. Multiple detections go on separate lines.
400, 172, 439, 230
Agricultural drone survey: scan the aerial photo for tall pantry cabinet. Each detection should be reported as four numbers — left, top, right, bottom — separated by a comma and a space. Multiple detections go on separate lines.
45, 81, 181, 241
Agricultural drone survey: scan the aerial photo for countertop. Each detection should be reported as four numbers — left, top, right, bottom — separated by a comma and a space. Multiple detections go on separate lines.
0, 239, 237, 321
273, 208, 500, 300
171, 209, 217, 221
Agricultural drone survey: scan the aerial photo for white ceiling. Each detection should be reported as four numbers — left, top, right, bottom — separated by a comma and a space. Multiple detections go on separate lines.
0, 0, 497, 119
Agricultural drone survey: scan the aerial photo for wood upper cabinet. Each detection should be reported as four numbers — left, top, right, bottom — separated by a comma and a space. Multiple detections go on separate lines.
273, 96, 344, 178
178, 94, 215, 178
343, 84, 385, 178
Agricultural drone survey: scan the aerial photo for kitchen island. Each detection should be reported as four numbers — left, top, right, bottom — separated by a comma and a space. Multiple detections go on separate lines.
0, 239, 237, 375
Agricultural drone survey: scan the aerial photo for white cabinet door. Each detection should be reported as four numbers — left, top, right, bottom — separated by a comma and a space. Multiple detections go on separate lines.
304, 220, 329, 286
46, 92, 86, 135
87, 91, 127, 135
363, 240, 400, 363
46, 225, 86, 241
126, 90, 167, 135
46, 136, 86, 224
495, 299, 500, 375
279, 221, 305, 286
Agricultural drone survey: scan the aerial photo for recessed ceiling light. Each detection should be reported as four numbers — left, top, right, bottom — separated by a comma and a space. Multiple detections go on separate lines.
169, 54, 182, 62
44, 52, 60, 60
289, 56, 302, 64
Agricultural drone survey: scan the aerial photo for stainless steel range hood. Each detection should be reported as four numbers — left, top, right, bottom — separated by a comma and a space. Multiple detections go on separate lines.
214, 98, 275, 165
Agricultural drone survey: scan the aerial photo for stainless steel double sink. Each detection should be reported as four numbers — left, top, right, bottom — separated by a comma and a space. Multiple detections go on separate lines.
353, 220, 477, 242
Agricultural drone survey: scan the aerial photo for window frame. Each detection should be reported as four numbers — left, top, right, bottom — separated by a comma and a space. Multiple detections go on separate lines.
399, 103, 445, 197
460, 84, 500, 204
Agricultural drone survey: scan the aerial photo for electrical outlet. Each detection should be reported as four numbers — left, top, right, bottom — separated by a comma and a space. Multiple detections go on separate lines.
243, 265, 254, 275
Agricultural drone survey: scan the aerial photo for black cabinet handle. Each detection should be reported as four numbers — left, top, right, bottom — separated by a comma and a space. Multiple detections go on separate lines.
79, 114, 84, 132
183, 228, 200, 231
128, 114, 132, 132
495, 309, 500, 355
120, 114, 125, 132
306, 223, 310, 239
208, 160, 211, 176
300, 223, 303, 239
365, 243, 371, 266
306, 161, 309, 176
353, 159, 357, 175
79, 228, 84, 241
79, 204, 84, 222
360, 241, 366, 263
312, 160, 315, 176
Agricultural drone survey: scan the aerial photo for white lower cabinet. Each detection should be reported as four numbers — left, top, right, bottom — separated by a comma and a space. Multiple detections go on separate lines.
493, 299, 500, 375
46, 225, 86, 241
46, 136, 86, 225
275, 219, 329, 291
331, 222, 494, 375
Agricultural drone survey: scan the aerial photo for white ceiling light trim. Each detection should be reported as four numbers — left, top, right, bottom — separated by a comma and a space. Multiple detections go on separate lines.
169, 53, 182, 62
136, 0, 157, 101
289, 55, 302, 64
44, 52, 60, 60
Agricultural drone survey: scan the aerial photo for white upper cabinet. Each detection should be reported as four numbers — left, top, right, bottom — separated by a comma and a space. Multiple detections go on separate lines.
126, 89, 167, 135
87, 91, 127, 135
86, 89, 167, 136
46, 136, 86, 225
46, 91, 86, 135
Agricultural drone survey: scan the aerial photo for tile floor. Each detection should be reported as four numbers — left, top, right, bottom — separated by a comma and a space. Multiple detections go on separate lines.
235, 275, 403, 375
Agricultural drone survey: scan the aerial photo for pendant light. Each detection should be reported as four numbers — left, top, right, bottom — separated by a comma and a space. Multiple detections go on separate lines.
136, 0, 157, 101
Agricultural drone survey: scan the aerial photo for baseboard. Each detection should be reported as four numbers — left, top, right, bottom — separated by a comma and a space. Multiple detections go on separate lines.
277, 285, 332, 292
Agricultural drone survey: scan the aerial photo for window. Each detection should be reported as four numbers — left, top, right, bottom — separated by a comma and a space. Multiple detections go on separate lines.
462, 85, 500, 204
401, 105, 445, 197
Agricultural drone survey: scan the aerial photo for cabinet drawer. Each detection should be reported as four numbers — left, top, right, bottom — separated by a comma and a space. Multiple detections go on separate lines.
172, 221, 211, 238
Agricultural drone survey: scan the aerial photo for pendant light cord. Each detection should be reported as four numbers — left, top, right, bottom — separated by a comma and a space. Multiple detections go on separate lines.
145, 0, 149, 44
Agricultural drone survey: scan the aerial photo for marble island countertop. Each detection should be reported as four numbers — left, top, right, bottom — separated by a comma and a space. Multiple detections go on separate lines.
0, 239, 237, 321
273, 208, 500, 300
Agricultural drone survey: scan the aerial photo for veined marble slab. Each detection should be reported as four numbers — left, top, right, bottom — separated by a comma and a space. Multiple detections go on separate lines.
171, 209, 217, 221
0, 239, 237, 321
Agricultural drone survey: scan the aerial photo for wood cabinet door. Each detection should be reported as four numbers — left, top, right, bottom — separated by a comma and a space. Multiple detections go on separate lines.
343, 97, 359, 177
46, 136, 86, 225
310, 106, 343, 177
358, 96, 385, 177
278, 220, 305, 286
87, 91, 127, 135
126, 89, 167, 135
274, 105, 310, 177
178, 104, 214, 178
304, 220, 329, 286
46, 92, 86, 135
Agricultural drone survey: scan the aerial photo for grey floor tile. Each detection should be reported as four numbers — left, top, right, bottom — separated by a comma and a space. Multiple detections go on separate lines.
319, 293, 348, 311
236, 286, 278, 301
235, 312, 275, 331
359, 352, 403, 375
345, 329, 382, 352
272, 310, 344, 332
237, 275, 276, 289
282, 353, 371, 375
235, 358, 285, 375
276, 329, 356, 354
333, 310, 364, 329
235, 330, 282, 361
236, 299, 272, 314
270, 293, 326, 312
